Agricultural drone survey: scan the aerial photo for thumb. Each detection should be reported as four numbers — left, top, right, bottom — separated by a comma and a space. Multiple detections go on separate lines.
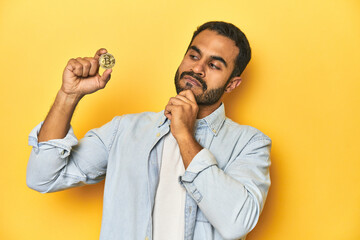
100, 68, 112, 83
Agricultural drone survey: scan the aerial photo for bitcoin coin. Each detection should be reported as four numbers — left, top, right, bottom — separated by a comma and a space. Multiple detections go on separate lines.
99, 53, 115, 69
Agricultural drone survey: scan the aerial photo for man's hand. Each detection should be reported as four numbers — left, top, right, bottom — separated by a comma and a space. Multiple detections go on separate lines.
38, 48, 112, 142
164, 90, 199, 141
61, 48, 112, 99
165, 90, 202, 169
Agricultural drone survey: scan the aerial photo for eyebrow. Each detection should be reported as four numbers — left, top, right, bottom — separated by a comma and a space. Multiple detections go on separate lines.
189, 45, 228, 68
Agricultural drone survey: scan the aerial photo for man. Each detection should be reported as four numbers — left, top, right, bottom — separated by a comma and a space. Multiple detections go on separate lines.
27, 21, 272, 240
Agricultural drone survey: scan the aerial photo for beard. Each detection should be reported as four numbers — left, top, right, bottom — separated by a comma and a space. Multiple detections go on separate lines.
174, 68, 227, 106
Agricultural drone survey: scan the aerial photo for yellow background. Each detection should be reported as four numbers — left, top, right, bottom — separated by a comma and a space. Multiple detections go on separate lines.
1, 0, 359, 239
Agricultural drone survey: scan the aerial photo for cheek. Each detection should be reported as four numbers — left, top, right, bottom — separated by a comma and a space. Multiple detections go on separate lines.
206, 73, 229, 89
178, 59, 193, 70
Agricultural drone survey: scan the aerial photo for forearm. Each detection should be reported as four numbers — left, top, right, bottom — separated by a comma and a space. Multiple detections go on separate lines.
38, 90, 82, 142
188, 163, 260, 239
179, 138, 272, 239
27, 113, 119, 193
176, 133, 203, 169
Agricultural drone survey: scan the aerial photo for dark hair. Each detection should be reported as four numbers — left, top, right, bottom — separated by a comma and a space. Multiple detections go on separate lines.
187, 21, 251, 80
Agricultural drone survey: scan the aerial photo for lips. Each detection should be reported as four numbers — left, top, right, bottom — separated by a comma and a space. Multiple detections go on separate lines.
183, 75, 202, 87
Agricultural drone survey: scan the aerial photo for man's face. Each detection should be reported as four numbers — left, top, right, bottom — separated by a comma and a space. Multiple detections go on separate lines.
175, 29, 239, 105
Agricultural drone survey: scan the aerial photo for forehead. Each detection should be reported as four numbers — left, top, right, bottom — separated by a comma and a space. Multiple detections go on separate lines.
190, 29, 239, 67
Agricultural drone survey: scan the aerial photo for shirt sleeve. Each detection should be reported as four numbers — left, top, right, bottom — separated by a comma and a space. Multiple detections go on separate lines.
26, 116, 121, 193
179, 135, 272, 240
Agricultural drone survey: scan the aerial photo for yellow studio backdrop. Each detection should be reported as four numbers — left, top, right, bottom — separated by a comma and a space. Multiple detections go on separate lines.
1, 0, 359, 239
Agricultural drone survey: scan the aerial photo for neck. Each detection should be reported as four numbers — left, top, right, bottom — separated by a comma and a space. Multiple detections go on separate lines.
197, 101, 222, 119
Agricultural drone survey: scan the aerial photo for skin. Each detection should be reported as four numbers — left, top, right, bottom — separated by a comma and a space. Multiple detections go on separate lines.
38, 30, 243, 170
37, 48, 112, 142
165, 29, 242, 169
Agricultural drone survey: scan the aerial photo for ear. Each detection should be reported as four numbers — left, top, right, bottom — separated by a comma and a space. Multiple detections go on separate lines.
224, 76, 242, 93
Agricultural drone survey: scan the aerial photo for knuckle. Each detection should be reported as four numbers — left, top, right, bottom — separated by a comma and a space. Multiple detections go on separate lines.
99, 82, 106, 89
75, 62, 82, 69
84, 62, 91, 69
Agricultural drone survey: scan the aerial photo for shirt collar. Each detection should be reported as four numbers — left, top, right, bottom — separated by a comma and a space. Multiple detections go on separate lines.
157, 103, 226, 136
157, 111, 169, 128
198, 103, 226, 136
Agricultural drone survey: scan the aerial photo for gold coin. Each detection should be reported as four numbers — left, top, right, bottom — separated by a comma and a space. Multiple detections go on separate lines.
99, 53, 115, 69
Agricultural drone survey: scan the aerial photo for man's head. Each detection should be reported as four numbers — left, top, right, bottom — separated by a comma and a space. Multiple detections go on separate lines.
175, 21, 251, 106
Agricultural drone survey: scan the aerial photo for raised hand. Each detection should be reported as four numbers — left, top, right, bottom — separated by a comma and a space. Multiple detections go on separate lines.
164, 90, 202, 169
61, 48, 113, 98
164, 90, 199, 141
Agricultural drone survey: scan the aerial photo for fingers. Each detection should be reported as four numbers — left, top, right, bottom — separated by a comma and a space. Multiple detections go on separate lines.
67, 58, 83, 77
84, 57, 99, 76
171, 93, 197, 110
99, 69, 112, 86
164, 105, 172, 120
66, 48, 108, 78
165, 90, 198, 113
165, 103, 176, 119
67, 57, 99, 78
178, 90, 196, 103
165, 95, 196, 117
94, 48, 107, 60
168, 96, 187, 106
173, 94, 192, 105
75, 57, 91, 78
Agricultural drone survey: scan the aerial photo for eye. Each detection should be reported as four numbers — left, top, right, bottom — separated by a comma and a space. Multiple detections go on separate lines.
209, 63, 220, 70
189, 55, 199, 60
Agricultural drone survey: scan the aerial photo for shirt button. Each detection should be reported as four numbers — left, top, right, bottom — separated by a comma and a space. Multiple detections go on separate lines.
156, 133, 160, 137
212, 129, 217, 133
145, 237, 149, 240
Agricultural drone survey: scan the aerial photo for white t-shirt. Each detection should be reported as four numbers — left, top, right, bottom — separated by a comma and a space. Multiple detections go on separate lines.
152, 132, 186, 240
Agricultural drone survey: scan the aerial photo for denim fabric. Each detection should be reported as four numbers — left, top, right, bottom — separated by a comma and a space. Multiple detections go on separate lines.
27, 103, 272, 240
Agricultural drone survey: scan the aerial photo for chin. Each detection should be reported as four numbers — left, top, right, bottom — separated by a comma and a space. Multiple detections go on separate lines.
180, 84, 203, 96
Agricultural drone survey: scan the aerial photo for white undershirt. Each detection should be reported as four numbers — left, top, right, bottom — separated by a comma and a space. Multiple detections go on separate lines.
152, 132, 186, 240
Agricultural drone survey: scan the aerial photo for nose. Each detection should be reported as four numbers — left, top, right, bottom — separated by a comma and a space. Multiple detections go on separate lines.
191, 60, 206, 77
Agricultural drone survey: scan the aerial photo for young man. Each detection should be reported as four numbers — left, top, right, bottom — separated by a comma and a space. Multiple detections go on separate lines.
27, 21, 272, 240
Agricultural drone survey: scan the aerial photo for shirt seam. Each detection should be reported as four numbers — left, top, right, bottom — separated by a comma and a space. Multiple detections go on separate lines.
107, 116, 122, 152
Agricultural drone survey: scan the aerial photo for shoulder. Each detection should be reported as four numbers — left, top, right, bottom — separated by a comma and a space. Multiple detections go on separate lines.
111, 110, 164, 130
223, 117, 272, 143
117, 112, 163, 122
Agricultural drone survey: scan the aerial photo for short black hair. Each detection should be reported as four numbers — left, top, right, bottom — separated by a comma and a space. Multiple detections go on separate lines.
187, 21, 251, 80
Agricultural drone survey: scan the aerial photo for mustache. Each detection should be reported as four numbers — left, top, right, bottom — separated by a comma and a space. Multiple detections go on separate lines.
180, 71, 207, 91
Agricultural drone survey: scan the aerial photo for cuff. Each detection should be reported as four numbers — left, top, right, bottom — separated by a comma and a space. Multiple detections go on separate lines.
178, 148, 218, 203
180, 148, 218, 183
28, 121, 78, 158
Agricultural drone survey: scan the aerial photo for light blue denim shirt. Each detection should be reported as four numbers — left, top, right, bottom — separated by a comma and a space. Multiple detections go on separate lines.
27, 103, 272, 240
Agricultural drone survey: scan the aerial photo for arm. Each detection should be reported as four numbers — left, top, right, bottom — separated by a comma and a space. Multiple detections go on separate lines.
37, 89, 81, 142
27, 116, 120, 193
164, 90, 271, 239
164, 90, 202, 169
180, 137, 272, 239
38, 48, 112, 142
27, 48, 113, 193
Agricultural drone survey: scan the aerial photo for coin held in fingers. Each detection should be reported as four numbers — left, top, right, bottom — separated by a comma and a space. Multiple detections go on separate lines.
99, 53, 115, 69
